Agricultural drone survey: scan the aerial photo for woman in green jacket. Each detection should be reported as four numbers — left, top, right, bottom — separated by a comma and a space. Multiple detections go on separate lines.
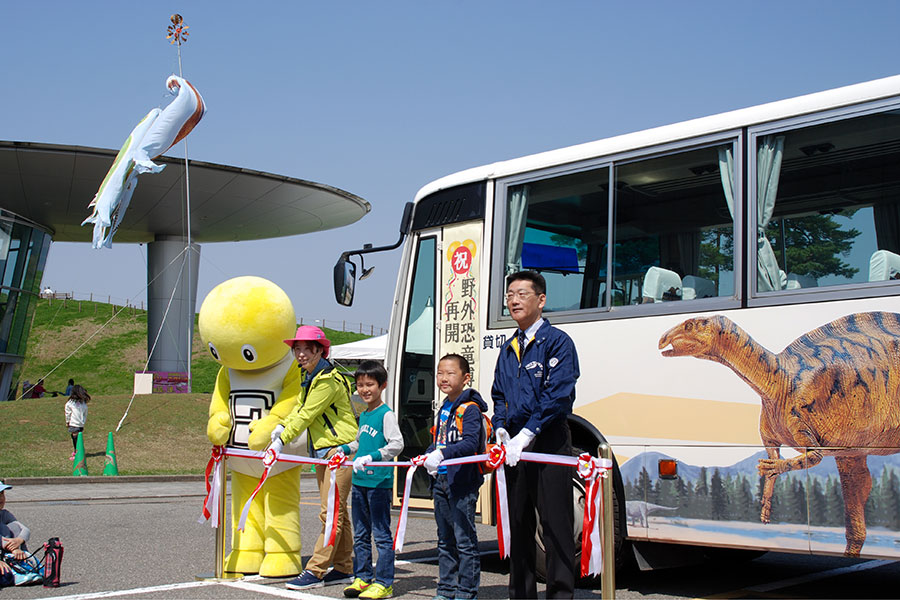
270, 326, 358, 590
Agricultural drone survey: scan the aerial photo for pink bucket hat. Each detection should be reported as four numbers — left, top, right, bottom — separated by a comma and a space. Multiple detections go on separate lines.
284, 325, 331, 358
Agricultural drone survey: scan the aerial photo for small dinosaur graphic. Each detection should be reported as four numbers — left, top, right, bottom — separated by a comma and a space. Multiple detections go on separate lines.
658, 312, 900, 557
626, 500, 678, 527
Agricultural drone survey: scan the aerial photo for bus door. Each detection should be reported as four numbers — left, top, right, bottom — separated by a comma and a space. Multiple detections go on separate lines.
394, 221, 486, 508
395, 231, 439, 507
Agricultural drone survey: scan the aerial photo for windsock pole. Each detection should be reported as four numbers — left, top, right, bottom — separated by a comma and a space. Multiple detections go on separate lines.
167, 13, 194, 392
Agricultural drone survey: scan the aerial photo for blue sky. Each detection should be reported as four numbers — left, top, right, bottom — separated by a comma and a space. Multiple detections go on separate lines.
6, 1, 900, 329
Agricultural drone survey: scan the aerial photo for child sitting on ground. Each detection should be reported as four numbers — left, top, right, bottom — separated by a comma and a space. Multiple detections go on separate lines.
0, 481, 30, 560
337, 361, 404, 600
419, 354, 488, 600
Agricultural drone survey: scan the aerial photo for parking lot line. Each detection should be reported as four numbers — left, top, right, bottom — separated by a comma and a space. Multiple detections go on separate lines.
222, 579, 332, 598
50, 580, 214, 599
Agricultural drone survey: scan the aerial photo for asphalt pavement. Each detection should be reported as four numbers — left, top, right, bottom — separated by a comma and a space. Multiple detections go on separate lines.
0, 475, 548, 600
2, 477, 897, 599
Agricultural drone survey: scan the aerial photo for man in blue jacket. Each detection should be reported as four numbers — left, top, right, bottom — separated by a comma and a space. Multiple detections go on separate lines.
491, 270, 580, 599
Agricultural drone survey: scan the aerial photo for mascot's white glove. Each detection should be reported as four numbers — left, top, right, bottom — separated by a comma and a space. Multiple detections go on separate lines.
353, 455, 374, 473
495, 427, 511, 445
505, 429, 536, 467
424, 449, 444, 476
270, 424, 285, 443
269, 437, 284, 456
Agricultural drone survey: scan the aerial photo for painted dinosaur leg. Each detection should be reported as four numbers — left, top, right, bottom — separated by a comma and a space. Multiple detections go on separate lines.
758, 442, 823, 523
835, 455, 871, 557
758, 446, 779, 524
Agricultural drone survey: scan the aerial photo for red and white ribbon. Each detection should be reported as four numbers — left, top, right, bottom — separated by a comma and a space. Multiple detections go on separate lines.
214, 444, 613, 572
324, 451, 347, 547
198, 445, 224, 526
485, 445, 510, 558
394, 455, 426, 551
576, 453, 613, 577
238, 447, 278, 532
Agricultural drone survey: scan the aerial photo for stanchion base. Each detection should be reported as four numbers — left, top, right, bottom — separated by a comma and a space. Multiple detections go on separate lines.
194, 571, 244, 581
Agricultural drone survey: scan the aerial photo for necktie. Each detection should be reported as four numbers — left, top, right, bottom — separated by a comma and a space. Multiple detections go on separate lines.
518, 331, 527, 356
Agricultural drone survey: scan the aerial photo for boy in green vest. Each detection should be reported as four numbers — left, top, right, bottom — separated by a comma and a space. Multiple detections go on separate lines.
339, 361, 404, 599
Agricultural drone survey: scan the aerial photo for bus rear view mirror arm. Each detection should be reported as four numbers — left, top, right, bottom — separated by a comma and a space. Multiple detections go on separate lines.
333, 202, 415, 306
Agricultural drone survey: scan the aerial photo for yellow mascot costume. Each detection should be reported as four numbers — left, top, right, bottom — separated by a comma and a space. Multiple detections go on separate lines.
199, 276, 304, 577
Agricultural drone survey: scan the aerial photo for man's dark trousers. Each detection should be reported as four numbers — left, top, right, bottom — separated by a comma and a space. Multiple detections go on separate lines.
505, 419, 575, 599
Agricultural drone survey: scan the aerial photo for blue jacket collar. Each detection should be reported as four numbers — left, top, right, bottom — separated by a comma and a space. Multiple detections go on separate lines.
301, 357, 331, 388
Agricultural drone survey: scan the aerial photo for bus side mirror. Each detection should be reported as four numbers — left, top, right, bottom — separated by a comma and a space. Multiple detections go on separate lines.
334, 257, 357, 306
399, 201, 414, 236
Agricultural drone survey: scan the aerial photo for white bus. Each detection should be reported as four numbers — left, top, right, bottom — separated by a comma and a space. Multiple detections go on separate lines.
335, 75, 900, 573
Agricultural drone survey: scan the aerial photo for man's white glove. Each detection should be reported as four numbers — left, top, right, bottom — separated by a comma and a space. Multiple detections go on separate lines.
495, 427, 511, 445
353, 455, 373, 473
268, 437, 284, 455
505, 429, 536, 467
270, 424, 285, 443
423, 449, 444, 476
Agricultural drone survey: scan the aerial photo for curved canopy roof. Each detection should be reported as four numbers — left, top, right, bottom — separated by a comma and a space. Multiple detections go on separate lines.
0, 140, 370, 243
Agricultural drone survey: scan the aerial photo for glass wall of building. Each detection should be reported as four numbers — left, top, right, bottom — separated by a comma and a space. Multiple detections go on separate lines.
0, 209, 52, 400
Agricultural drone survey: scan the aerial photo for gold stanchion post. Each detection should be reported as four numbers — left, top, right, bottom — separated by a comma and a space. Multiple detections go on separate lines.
196, 454, 243, 581
600, 443, 616, 599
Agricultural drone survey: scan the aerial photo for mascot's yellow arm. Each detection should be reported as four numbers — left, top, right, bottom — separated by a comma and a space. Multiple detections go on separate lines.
207, 367, 233, 446
247, 367, 302, 450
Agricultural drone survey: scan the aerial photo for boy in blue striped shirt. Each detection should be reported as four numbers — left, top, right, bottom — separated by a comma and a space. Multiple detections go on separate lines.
339, 361, 404, 599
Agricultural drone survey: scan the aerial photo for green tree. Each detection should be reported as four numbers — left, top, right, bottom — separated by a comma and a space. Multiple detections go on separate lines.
825, 477, 844, 527
710, 469, 727, 521
734, 476, 755, 522
809, 478, 827, 526
636, 467, 652, 503
882, 470, 900, 530
767, 215, 861, 280
698, 228, 734, 285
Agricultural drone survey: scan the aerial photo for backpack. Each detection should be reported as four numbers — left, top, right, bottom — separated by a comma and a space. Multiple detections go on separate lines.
0, 537, 63, 588
42, 538, 64, 588
430, 400, 494, 473
453, 402, 494, 475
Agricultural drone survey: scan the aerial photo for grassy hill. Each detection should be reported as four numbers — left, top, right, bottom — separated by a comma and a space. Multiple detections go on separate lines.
0, 298, 371, 477
16, 297, 370, 396
0, 393, 212, 476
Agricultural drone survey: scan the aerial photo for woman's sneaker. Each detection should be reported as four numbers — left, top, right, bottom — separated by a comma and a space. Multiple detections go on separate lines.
343, 578, 371, 598
359, 583, 393, 599
285, 570, 323, 590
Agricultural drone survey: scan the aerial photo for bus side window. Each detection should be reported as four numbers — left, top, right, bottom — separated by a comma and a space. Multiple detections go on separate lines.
504, 167, 611, 312
613, 143, 736, 305
751, 111, 900, 294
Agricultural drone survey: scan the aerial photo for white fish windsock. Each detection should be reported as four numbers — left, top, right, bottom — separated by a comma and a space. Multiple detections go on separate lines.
133, 75, 207, 174
82, 108, 160, 249
83, 75, 206, 248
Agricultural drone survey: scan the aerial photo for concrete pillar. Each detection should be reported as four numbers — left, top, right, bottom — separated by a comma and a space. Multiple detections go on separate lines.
147, 236, 201, 383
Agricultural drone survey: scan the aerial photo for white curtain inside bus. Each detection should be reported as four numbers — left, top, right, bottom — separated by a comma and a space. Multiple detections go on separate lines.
506, 185, 529, 275
756, 135, 785, 292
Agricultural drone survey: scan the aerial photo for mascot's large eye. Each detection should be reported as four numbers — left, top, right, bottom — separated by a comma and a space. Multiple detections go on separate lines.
208, 342, 220, 361
241, 344, 257, 363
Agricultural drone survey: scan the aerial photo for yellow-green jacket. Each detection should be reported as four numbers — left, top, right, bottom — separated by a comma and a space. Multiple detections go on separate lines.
279, 362, 357, 451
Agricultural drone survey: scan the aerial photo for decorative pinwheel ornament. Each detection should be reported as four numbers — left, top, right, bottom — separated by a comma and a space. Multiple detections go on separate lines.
167, 14, 189, 45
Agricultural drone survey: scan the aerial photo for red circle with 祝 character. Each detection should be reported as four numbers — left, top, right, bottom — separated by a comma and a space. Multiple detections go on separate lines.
451, 246, 472, 275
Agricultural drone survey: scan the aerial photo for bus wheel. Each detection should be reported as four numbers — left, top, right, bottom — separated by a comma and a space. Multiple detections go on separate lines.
533, 446, 628, 587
